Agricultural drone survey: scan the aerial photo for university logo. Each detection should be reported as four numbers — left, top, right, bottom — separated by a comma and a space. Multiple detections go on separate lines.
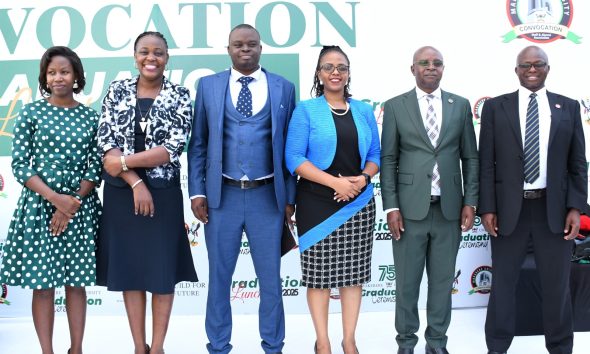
472, 97, 491, 126
580, 98, 590, 125
185, 220, 201, 247
503, 0, 581, 43
0, 283, 9, 305
468, 266, 492, 295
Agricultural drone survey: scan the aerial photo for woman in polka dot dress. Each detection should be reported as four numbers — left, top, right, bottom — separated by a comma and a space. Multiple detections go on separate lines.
0, 46, 101, 354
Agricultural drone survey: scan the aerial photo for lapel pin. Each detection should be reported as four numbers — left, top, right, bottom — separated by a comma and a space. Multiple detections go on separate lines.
555, 103, 561, 109
448, 98, 454, 103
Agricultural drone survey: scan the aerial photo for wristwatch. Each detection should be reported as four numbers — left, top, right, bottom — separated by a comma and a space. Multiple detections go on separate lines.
361, 173, 371, 186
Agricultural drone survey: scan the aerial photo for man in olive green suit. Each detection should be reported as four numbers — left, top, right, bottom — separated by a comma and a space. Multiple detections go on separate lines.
380, 46, 478, 354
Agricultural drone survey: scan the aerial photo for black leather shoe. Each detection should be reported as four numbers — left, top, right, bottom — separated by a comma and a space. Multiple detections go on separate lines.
425, 344, 450, 354
397, 348, 414, 354
487, 351, 506, 354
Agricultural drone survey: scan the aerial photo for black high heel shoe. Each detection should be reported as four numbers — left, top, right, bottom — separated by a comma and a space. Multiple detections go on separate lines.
341, 341, 360, 354
314, 341, 317, 353
145, 344, 150, 354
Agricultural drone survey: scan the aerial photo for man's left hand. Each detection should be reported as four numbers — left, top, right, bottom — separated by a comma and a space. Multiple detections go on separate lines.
563, 208, 581, 240
460, 205, 475, 231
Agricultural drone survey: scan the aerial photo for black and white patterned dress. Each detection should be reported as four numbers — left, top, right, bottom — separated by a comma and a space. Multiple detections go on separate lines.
296, 109, 376, 289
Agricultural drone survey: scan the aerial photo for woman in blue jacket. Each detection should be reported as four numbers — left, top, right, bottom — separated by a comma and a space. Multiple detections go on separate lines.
285, 46, 380, 354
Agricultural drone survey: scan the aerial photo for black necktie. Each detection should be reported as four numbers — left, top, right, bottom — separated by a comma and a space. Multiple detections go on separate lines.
236, 76, 254, 117
524, 93, 540, 183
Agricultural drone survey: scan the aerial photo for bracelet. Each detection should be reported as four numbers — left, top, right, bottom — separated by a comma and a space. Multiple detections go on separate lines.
131, 179, 143, 189
361, 173, 371, 186
120, 155, 129, 172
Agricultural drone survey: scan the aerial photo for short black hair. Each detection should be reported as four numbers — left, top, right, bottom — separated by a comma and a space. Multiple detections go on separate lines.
228, 24, 260, 43
38, 46, 86, 97
311, 45, 351, 99
134, 31, 169, 52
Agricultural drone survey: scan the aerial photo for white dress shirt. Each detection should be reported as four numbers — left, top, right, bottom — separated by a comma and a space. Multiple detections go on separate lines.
518, 86, 550, 190
229, 66, 268, 116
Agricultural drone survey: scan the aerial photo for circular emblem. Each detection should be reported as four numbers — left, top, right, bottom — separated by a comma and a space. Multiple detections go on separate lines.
470, 265, 492, 294
473, 216, 482, 227
473, 97, 491, 124
506, 0, 576, 43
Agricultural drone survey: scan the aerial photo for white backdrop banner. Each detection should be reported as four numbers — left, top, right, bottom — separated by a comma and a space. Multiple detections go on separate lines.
1, 0, 588, 317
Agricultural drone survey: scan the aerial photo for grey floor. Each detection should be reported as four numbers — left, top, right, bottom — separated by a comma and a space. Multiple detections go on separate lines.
1, 308, 589, 353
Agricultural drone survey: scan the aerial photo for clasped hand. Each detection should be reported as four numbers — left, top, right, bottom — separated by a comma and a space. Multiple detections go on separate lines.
333, 174, 364, 202
49, 194, 81, 236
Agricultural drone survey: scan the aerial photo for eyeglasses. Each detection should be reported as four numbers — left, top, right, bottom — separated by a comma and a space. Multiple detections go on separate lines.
414, 60, 444, 68
517, 62, 547, 70
319, 63, 349, 73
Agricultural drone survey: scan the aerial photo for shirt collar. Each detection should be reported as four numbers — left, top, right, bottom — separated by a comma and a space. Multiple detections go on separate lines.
416, 86, 442, 101
230, 66, 262, 83
519, 86, 547, 99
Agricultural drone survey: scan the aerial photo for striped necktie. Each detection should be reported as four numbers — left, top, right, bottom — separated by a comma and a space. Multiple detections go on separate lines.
524, 93, 540, 183
425, 94, 441, 193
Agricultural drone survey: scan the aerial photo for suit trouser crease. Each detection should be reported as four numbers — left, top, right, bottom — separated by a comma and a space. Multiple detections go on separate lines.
205, 183, 285, 354
392, 203, 460, 348
485, 197, 574, 354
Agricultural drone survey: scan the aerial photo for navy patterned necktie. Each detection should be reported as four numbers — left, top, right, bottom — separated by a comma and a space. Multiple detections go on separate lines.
524, 92, 540, 183
236, 76, 254, 117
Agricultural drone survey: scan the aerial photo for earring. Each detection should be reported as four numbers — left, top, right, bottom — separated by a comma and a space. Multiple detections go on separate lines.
319, 80, 324, 85
73, 80, 78, 89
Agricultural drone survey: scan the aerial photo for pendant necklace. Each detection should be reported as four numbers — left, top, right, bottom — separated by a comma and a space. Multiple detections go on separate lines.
327, 101, 350, 116
136, 100, 153, 132
136, 80, 161, 132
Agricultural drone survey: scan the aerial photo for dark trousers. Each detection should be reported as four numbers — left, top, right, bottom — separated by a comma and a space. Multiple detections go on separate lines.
485, 197, 574, 354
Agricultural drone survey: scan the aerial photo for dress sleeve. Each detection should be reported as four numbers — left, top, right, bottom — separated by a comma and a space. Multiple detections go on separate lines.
162, 87, 193, 167
82, 108, 103, 184
11, 104, 37, 185
97, 82, 119, 154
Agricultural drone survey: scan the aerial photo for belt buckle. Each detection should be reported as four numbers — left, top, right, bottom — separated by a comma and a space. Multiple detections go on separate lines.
240, 180, 247, 189
524, 190, 534, 199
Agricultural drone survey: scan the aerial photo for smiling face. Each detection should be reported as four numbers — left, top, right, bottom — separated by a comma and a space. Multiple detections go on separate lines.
227, 27, 262, 75
515, 46, 550, 92
134, 34, 169, 81
411, 47, 444, 93
46, 55, 76, 99
317, 51, 350, 97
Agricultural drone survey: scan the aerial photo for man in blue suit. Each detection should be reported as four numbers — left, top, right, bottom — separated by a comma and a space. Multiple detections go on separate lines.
187, 24, 296, 354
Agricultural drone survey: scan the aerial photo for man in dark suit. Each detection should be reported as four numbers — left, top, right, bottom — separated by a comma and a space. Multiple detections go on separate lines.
479, 46, 587, 354
380, 46, 479, 354
187, 24, 296, 354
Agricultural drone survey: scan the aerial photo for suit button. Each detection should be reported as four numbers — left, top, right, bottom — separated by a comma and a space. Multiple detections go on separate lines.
239, 141, 244, 145
239, 122, 245, 126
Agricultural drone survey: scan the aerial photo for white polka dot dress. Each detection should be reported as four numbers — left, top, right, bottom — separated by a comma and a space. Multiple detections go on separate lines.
0, 99, 102, 289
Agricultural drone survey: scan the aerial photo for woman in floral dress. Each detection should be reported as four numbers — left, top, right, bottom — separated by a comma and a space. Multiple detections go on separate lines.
0, 46, 101, 354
